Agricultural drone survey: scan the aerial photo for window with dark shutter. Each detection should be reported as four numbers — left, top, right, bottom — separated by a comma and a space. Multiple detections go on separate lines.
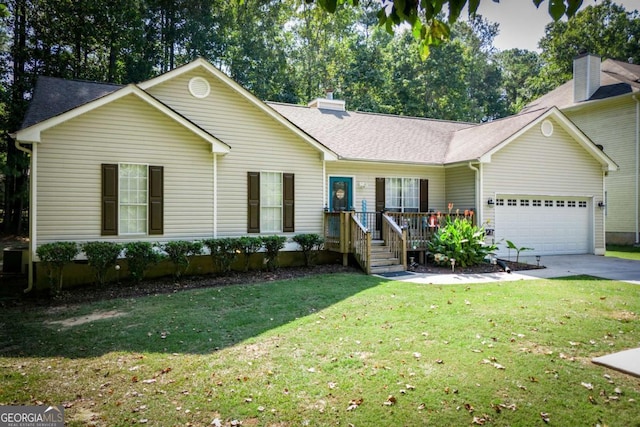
148, 165, 164, 235
283, 173, 294, 232
247, 172, 260, 233
101, 164, 118, 235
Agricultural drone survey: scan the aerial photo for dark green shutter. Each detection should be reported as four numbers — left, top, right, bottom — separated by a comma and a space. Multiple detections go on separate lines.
420, 179, 429, 212
283, 173, 294, 232
248, 172, 260, 233
101, 164, 118, 235
148, 165, 164, 235
375, 177, 385, 232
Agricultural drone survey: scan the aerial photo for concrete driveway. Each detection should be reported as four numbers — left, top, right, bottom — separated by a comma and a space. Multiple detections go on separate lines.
516, 254, 640, 284
393, 254, 640, 285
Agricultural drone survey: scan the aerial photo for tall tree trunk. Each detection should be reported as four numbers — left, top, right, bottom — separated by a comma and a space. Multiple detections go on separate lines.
3, 0, 29, 235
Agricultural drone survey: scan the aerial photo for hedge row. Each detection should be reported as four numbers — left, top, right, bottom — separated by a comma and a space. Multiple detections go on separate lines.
36, 234, 323, 294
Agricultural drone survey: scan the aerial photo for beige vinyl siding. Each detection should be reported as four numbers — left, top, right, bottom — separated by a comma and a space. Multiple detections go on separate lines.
565, 98, 636, 234
482, 117, 605, 252
326, 162, 445, 212
445, 165, 476, 211
147, 70, 324, 236
36, 94, 214, 245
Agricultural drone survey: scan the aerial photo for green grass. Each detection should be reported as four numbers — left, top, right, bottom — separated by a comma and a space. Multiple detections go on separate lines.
1, 273, 640, 426
607, 244, 640, 261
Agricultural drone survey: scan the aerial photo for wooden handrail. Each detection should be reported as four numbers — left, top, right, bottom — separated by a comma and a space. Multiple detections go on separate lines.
382, 214, 407, 270
350, 212, 371, 274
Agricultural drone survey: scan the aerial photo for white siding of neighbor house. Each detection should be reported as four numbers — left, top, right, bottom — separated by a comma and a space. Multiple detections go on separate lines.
564, 97, 637, 235
146, 69, 325, 237
325, 162, 446, 212
482, 117, 606, 253
36, 95, 215, 245
445, 165, 476, 211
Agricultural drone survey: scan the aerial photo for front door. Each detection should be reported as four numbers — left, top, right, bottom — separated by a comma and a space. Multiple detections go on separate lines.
329, 177, 353, 212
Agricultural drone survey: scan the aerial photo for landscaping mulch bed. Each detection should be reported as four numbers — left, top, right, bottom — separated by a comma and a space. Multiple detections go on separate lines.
3, 258, 544, 307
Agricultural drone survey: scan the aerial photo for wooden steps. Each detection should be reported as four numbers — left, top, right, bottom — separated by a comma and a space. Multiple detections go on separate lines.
369, 241, 406, 274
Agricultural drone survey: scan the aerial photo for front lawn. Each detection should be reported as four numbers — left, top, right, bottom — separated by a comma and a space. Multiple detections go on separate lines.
607, 244, 640, 261
1, 273, 639, 426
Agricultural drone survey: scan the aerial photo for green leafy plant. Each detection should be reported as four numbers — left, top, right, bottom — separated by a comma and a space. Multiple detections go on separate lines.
162, 240, 203, 279
36, 242, 80, 295
427, 218, 496, 268
203, 238, 240, 275
82, 241, 123, 286
124, 241, 164, 283
293, 233, 324, 267
262, 235, 287, 271
506, 240, 533, 263
237, 236, 264, 272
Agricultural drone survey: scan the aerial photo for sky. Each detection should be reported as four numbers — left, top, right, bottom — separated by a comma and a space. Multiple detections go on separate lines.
473, 0, 640, 51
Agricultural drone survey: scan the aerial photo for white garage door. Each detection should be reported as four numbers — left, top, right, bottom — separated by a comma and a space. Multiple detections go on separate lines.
494, 196, 591, 256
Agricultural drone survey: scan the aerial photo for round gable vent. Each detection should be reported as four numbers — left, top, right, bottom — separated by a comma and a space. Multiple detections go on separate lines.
188, 77, 210, 98
541, 120, 554, 137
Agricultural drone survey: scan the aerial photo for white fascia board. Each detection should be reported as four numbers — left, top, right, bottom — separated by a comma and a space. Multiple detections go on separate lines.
14, 84, 230, 154
139, 58, 339, 161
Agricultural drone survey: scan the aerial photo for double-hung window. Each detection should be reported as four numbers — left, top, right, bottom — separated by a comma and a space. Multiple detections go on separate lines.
385, 178, 420, 212
247, 171, 294, 233
119, 164, 148, 234
102, 163, 163, 236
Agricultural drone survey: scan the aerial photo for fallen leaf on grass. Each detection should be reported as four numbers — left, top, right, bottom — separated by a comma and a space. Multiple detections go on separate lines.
347, 398, 363, 411
481, 359, 505, 370
383, 395, 397, 406
581, 382, 593, 390
472, 415, 490, 425
142, 378, 156, 384
540, 412, 550, 423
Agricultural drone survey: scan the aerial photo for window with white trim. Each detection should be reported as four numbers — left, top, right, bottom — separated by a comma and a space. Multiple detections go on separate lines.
261, 172, 283, 233
385, 178, 419, 212
119, 164, 148, 234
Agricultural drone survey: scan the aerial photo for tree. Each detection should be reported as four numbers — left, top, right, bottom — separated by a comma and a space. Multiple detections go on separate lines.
495, 49, 543, 114
537, 0, 640, 90
309, 0, 585, 59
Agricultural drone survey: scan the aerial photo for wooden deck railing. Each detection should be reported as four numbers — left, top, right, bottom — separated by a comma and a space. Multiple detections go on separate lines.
382, 214, 407, 270
350, 214, 371, 274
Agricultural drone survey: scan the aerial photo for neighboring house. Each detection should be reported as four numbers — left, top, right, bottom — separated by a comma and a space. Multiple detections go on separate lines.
522, 53, 640, 245
12, 58, 616, 287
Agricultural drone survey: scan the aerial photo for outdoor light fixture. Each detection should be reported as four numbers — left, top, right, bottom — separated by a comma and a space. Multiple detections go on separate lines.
487, 198, 495, 206
536, 255, 541, 267
450, 258, 456, 272
598, 201, 606, 209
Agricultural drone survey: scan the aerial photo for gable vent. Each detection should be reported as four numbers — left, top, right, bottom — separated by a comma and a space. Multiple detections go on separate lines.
189, 77, 210, 98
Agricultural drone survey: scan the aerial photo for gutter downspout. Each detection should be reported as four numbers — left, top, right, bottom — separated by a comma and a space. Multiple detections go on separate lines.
13, 138, 34, 293
634, 94, 640, 245
468, 162, 481, 226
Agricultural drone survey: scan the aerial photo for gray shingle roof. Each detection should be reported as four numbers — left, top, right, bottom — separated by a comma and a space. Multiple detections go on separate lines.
21, 76, 123, 129
268, 102, 478, 164
21, 74, 564, 167
521, 59, 640, 113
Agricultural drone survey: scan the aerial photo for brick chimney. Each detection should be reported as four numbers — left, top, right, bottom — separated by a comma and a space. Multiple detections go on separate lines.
573, 53, 601, 103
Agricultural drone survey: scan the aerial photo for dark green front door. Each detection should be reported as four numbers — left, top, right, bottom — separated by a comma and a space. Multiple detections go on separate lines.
329, 177, 353, 212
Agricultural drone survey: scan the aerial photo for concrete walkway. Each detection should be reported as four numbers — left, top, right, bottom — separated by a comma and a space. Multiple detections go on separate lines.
389, 254, 640, 285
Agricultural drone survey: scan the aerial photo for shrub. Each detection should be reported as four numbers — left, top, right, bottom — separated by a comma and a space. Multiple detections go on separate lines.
162, 240, 203, 279
124, 242, 164, 283
82, 241, 123, 286
36, 242, 80, 295
293, 234, 323, 267
506, 240, 533, 263
426, 218, 497, 268
237, 236, 264, 272
262, 235, 287, 271
203, 238, 240, 275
